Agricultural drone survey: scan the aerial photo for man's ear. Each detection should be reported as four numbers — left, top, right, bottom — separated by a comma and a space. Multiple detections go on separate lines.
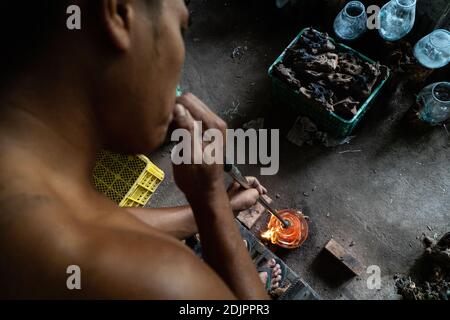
101, 0, 134, 51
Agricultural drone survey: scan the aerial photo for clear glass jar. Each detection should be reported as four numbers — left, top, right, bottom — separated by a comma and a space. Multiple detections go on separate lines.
414, 29, 450, 69
333, 1, 367, 41
417, 82, 450, 125
379, 0, 416, 42
276, 0, 290, 8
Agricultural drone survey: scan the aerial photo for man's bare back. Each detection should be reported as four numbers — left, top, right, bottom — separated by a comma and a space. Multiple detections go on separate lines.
0, 158, 234, 299
0, 0, 270, 300
0, 123, 253, 299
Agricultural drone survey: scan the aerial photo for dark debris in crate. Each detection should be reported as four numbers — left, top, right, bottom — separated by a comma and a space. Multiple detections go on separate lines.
272, 27, 389, 121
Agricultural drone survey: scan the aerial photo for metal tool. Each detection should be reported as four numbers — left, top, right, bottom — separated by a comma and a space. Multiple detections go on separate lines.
224, 163, 290, 228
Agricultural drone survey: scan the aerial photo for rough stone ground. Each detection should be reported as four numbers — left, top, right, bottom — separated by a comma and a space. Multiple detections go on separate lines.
149, 0, 450, 300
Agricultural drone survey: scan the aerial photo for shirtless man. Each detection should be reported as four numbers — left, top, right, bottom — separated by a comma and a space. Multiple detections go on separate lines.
0, 0, 281, 299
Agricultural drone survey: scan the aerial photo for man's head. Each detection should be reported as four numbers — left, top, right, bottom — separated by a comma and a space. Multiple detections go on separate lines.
1, 0, 189, 153
92, 0, 189, 153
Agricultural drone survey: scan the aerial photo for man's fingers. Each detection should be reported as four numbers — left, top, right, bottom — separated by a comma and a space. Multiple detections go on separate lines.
245, 176, 257, 186
228, 176, 268, 198
173, 103, 204, 164
173, 103, 195, 131
227, 181, 241, 194
176, 94, 228, 164
231, 189, 260, 210
243, 189, 260, 204
245, 176, 266, 195
177, 93, 208, 113
177, 93, 227, 132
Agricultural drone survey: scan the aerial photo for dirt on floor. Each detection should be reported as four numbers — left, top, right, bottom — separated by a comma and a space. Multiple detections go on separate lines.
149, 0, 450, 300
395, 232, 450, 300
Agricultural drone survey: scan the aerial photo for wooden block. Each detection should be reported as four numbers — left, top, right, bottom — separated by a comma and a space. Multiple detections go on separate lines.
324, 239, 365, 276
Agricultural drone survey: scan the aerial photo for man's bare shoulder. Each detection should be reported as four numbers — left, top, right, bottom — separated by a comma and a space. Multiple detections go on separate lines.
0, 190, 234, 299
71, 222, 236, 299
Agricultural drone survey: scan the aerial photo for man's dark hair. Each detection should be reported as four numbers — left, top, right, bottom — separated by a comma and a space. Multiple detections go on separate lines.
0, 1, 161, 89
0, 2, 66, 85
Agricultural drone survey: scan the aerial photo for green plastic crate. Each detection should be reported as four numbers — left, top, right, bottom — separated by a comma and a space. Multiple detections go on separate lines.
268, 28, 391, 137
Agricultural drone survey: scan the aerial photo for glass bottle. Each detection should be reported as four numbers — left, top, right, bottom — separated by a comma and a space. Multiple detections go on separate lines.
276, 0, 290, 8
414, 29, 450, 69
333, 1, 367, 41
379, 0, 416, 42
417, 82, 450, 125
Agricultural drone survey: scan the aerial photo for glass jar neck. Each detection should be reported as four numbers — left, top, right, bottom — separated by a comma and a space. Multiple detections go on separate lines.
343, 1, 365, 20
392, 0, 416, 12
394, 0, 416, 8
429, 30, 450, 50
432, 82, 450, 104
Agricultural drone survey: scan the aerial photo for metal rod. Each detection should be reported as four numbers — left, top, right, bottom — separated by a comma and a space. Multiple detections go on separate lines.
224, 163, 290, 228
256, 196, 290, 228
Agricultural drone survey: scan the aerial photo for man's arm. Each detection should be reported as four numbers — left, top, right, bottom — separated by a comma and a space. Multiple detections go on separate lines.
187, 182, 268, 300
127, 206, 196, 240
126, 177, 265, 240
171, 93, 268, 300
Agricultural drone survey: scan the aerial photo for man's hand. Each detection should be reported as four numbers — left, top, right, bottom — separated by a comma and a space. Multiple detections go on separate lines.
227, 177, 268, 213
170, 93, 268, 300
172, 93, 228, 201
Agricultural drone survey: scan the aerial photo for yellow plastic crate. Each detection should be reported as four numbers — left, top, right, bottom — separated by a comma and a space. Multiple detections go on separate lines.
92, 150, 164, 208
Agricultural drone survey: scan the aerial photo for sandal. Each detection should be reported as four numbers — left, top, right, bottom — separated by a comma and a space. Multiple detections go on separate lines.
257, 258, 287, 292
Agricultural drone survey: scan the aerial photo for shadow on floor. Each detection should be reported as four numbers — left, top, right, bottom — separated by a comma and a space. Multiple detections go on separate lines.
310, 248, 356, 289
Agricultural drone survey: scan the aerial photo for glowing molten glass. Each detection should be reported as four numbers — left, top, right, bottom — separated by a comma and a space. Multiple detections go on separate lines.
261, 209, 308, 249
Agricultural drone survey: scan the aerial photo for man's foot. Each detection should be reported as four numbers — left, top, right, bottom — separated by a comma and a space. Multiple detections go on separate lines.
259, 259, 282, 291
243, 240, 282, 291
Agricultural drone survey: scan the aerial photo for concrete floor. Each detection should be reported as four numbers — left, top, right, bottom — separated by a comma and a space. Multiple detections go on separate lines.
149, 0, 450, 300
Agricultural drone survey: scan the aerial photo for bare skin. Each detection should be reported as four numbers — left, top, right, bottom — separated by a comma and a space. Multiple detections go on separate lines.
0, 0, 268, 299
128, 179, 281, 291
128, 176, 267, 240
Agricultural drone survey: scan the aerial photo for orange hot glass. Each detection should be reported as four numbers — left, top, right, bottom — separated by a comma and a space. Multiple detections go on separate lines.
261, 209, 309, 249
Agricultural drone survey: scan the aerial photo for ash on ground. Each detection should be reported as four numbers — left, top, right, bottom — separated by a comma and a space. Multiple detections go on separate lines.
394, 232, 450, 300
